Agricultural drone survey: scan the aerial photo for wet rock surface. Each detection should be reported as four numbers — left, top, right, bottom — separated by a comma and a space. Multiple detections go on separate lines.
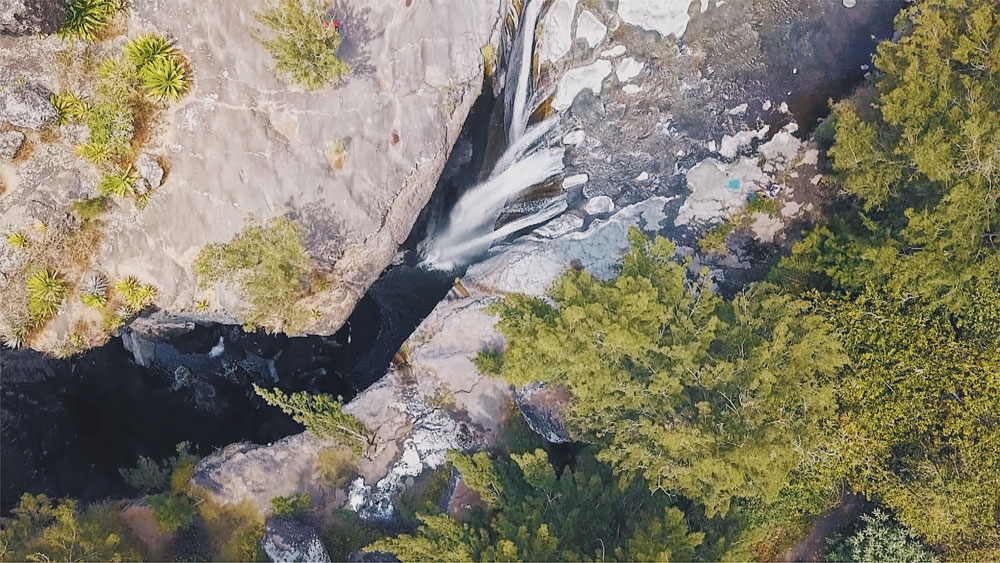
261, 518, 331, 563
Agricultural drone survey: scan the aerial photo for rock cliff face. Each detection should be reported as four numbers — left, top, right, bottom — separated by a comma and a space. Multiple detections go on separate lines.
0, 0, 502, 351
190, 0, 899, 521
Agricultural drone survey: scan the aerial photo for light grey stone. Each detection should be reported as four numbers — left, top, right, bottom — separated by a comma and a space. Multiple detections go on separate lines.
1, 85, 56, 129
0, 130, 25, 161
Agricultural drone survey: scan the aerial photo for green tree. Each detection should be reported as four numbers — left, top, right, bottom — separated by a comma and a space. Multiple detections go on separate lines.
827, 284, 1000, 558
0, 493, 141, 562
369, 448, 703, 562
490, 228, 845, 516
773, 1, 1000, 557
254, 385, 371, 453
253, 0, 350, 91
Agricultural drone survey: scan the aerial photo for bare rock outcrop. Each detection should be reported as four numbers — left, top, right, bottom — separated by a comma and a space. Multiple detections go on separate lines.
0, 0, 503, 351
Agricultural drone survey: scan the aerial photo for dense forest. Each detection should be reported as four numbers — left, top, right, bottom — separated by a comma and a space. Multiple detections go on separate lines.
2, 0, 998, 561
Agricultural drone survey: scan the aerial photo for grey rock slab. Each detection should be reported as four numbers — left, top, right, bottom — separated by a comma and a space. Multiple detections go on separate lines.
0, 130, 24, 161
1, 84, 56, 129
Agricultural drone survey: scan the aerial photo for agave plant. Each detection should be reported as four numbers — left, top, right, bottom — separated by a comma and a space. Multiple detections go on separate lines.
26, 269, 67, 320
98, 165, 137, 197
141, 55, 188, 102
80, 272, 109, 308
125, 34, 175, 70
50, 92, 87, 125
58, 0, 119, 42
76, 140, 112, 164
6, 231, 27, 249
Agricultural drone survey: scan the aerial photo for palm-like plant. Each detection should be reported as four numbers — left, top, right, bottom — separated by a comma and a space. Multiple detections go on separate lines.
26, 269, 67, 320
141, 55, 188, 102
125, 34, 175, 69
50, 92, 87, 125
98, 165, 137, 197
58, 0, 119, 42
6, 232, 27, 249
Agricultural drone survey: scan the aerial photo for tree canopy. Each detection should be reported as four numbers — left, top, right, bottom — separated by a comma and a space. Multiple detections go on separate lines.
369, 449, 704, 562
490, 228, 846, 517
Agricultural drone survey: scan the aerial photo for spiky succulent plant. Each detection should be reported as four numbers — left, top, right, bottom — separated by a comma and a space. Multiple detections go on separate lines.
58, 0, 120, 42
141, 55, 188, 102
125, 34, 175, 69
50, 92, 87, 125
80, 273, 109, 308
98, 165, 137, 197
116, 276, 158, 310
6, 232, 27, 249
26, 269, 67, 320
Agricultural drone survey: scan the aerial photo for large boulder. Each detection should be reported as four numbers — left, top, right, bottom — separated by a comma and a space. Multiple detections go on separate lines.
261, 518, 330, 563
0, 84, 56, 129
514, 382, 573, 443
0, 0, 62, 36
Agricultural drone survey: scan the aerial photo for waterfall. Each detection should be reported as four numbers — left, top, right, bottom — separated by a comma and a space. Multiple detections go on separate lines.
423, 0, 565, 270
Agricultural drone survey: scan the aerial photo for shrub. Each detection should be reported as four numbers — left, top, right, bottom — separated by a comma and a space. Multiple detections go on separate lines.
697, 219, 737, 254
141, 54, 188, 102
253, 0, 350, 91
747, 194, 778, 215
72, 196, 108, 221
474, 348, 503, 375
97, 164, 137, 197
0, 494, 141, 562
317, 445, 357, 488
192, 217, 315, 333
50, 92, 87, 125
26, 269, 67, 320
119, 442, 197, 495
115, 275, 158, 310
96, 56, 139, 100
125, 34, 175, 69
58, 0, 121, 42
149, 493, 196, 533
270, 494, 310, 519
119, 456, 171, 494
79, 272, 109, 308
221, 523, 266, 562
6, 231, 27, 249
85, 100, 134, 157
826, 509, 937, 563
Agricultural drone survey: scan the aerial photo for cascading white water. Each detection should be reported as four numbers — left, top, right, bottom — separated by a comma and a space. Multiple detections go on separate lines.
423, 0, 565, 270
